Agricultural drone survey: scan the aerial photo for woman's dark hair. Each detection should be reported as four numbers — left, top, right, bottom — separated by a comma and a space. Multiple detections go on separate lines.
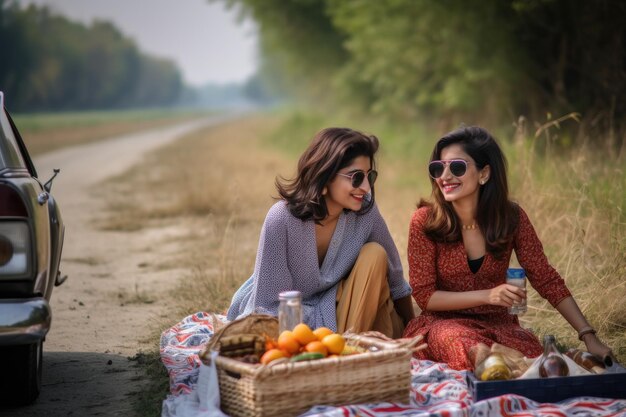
420, 126, 519, 259
277, 127, 379, 222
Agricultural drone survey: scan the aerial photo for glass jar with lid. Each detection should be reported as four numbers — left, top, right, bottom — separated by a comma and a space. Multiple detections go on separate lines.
278, 290, 302, 333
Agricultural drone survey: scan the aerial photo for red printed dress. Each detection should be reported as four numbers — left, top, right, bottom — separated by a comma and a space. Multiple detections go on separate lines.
402, 205, 571, 370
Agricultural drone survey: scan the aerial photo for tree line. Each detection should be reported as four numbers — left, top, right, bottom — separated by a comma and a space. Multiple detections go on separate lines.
0, 1, 182, 112
223, 0, 625, 142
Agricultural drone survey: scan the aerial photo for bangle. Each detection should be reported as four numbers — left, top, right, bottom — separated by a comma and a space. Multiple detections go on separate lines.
578, 326, 597, 341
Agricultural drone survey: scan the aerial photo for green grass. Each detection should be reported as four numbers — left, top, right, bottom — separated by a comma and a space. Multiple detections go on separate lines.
129, 350, 171, 416
13, 107, 211, 132
13, 107, 217, 155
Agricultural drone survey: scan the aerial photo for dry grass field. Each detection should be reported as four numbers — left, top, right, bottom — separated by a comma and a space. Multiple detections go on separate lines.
92, 113, 624, 414
99, 116, 288, 316
504, 130, 626, 353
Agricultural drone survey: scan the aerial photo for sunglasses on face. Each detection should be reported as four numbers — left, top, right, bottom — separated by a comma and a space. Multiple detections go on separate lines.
336, 169, 378, 188
428, 159, 473, 179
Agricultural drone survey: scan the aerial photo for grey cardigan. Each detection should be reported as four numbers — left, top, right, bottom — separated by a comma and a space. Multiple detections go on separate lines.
226, 200, 411, 331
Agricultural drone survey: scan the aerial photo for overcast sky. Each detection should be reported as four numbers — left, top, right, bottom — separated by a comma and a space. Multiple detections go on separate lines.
21, 0, 258, 86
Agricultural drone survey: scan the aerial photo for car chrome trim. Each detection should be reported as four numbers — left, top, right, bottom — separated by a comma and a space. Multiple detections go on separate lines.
0, 169, 30, 178
37, 192, 49, 205
0, 298, 51, 345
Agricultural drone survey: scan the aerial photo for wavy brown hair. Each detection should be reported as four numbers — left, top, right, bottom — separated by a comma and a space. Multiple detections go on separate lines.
277, 127, 379, 222
421, 126, 519, 259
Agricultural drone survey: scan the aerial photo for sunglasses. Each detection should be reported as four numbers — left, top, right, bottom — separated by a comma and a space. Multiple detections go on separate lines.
428, 159, 473, 179
336, 169, 378, 188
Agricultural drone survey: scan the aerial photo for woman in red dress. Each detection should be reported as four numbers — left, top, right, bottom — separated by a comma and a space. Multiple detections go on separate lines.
402, 126, 613, 370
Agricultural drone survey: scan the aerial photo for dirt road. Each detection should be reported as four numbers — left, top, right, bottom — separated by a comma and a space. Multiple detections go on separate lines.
0, 116, 232, 417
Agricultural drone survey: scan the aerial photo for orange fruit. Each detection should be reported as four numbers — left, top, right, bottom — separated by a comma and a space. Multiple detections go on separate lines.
313, 327, 334, 341
304, 341, 328, 357
292, 323, 317, 345
260, 348, 287, 365
322, 333, 345, 355
277, 330, 300, 354
264, 334, 278, 351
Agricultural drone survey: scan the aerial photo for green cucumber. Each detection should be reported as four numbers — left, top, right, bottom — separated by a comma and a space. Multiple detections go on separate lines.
290, 352, 325, 362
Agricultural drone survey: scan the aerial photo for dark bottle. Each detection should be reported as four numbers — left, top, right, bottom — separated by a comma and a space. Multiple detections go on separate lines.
565, 348, 606, 374
539, 335, 569, 378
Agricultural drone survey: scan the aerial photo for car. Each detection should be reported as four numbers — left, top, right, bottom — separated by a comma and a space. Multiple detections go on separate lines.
0, 91, 66, 405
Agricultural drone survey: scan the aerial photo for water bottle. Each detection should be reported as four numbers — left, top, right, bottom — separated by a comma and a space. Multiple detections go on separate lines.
506, 268, 527, 315
278, 291, 302, 333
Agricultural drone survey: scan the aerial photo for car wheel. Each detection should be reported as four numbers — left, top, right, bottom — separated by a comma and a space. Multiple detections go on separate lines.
0, 341, 43, 405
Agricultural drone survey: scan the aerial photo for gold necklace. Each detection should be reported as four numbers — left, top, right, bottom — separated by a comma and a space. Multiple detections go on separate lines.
462, 223, 478, 230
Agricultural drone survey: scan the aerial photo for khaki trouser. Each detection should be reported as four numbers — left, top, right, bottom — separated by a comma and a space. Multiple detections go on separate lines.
336, 242, 405, 338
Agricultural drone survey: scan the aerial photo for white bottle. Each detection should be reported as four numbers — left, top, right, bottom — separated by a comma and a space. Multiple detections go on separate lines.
506, 268, 527, 315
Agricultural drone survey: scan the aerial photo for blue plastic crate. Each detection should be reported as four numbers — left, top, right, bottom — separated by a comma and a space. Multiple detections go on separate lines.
467, 371, 626, 403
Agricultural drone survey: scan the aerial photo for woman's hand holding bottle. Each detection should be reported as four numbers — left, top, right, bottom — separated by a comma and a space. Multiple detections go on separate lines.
487, 283, 526, 307
582, 333, 613, 361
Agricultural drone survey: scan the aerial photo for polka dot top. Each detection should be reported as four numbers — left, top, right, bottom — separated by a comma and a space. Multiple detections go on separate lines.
227, 200, 411, 331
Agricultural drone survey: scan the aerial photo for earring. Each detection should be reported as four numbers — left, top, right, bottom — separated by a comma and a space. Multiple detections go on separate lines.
480, 180, 486, 185
322, 187, 328, 195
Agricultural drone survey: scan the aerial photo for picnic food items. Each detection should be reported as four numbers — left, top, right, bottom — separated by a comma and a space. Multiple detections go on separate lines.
321, 333, 346, 355
313, 326, 334, 340
217, 334, 266, 363
290, 352, 325, 362
198, 314, 426, 416
218, 334, 420, 416
565, 349, 606, 374
472, 343, 531, 380
473, 336, 594, 381
490, 343, 531, 375
467, 337, 626, 402
202, 317, 357, 365
304, 341, 328, 356
538, 335, 570, 377
211, 317, 423, 417
475, 353, 513, 381
277, 330, 301, 354
263, 324, 349, 364
260, 349, 287, 365
292, 323, 316, 345
200, 314, 279, 362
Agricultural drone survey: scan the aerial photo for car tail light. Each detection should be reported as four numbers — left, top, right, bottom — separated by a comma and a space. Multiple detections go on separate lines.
0, 184, 27, 217
0, 235, 13, 265
0, 184, 31, 277
0, 221, 30, 276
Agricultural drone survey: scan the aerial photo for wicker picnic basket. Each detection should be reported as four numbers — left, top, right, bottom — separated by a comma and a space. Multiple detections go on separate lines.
204, 315, 420, 417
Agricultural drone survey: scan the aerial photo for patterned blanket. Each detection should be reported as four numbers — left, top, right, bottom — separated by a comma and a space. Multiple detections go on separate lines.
160, 312, 626, 417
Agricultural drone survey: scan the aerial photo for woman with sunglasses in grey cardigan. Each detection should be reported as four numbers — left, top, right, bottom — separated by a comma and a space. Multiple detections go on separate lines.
227, 127, 414, 337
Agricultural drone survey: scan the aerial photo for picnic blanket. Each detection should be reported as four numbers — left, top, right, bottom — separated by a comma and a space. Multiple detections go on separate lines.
160, 312, 626, 417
